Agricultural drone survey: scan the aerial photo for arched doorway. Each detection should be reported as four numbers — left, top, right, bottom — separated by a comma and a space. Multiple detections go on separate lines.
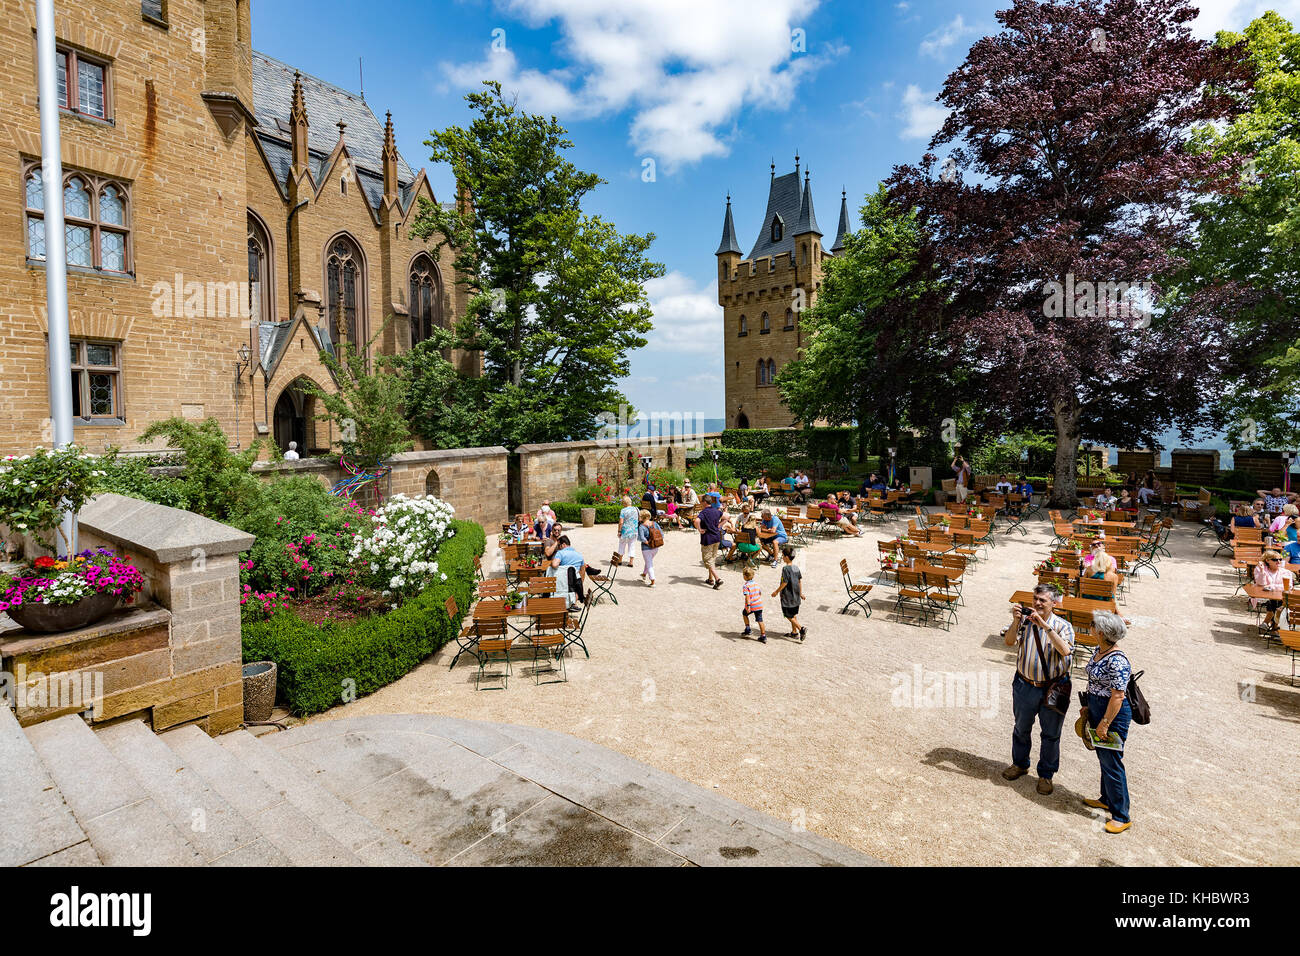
425, 469, 441, 497
736, 412, 750, 430
274, 389, 307, 454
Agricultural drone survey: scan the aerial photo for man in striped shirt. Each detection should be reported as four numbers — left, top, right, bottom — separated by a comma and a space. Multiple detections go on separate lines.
1001, 584, 1076, 795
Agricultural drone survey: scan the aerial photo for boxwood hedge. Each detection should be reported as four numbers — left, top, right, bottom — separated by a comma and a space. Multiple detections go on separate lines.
552, 501, 622, 524
241, 519, 486, 716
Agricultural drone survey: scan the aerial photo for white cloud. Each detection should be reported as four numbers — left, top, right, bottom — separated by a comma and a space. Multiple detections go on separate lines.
898, 85, 948, 141
919, 15, 975, 58
1191, 0, 1300, 37
440, 0, 842, 170
641, 271, 722, 353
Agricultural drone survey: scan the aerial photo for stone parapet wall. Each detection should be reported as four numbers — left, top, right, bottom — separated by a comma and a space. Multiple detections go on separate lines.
0, 493, 251, 736
253, 446, 509, 529
515, 433, 722, 516
1170, 449, 1220, 487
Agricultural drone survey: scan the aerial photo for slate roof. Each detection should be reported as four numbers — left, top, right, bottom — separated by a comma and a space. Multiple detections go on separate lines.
744, 169, 828, 261
831, 191, 851, 253
250, 51, 416, 208
715, 198, 742, 256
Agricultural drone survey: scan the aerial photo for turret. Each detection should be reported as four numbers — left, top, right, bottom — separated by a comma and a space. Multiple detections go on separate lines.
382, 111, 399, 207
831, 189, 851, 253
201, 0, 255, 136
716, 194, 742, 285
793, 169, 822, 268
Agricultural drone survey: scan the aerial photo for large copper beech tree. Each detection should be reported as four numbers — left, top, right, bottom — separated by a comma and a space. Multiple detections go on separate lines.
889, 0, 1255, 505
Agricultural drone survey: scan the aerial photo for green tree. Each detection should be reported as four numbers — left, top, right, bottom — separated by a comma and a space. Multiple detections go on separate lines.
775, 187, 959, 462
304, 340, 413, 468
408, 81, 663, 447
1185, 10, 1300, 448
136, 418, 264, 523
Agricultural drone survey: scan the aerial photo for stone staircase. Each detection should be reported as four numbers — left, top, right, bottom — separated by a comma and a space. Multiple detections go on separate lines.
0, 708, 879, 866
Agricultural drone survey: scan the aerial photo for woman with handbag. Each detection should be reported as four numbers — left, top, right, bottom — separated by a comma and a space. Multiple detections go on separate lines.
1078, 611, 1134, 833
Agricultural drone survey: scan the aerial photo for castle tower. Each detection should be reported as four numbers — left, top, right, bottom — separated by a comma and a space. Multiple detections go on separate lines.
717, 160, 838, 430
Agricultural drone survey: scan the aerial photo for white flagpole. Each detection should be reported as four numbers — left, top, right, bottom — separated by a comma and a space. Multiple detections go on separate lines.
37, 0, 76, 556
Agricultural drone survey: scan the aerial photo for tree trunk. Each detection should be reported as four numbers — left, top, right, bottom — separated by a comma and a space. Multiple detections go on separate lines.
1051, 397, 1081, 507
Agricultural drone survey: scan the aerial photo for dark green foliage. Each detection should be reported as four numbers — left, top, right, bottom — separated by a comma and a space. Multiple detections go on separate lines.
241, 520, 485, 715
135, 418, 265, 524
551, 501, 621, 524
92, 450, 189, 509
719, 428, 855, 463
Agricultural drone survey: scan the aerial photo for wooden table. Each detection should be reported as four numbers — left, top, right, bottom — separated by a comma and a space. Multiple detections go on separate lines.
1072, 520, 1136, 533
1009, 589, 1117, 615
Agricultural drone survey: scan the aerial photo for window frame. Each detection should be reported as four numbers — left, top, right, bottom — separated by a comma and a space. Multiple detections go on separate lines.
23, 161, 133, 275
408, 253, 443, 348
738, 314, 748, 337
784, 308, 795, 330
51, 44, 112, 121
760, 311, 770, 334
69, 338, 124, 423
325, 234, 366, 350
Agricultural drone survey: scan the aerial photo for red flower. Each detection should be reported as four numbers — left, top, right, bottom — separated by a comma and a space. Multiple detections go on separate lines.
33, 556, 57, 569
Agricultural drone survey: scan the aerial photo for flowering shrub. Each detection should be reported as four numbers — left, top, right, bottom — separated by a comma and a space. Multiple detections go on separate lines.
349, 494, 456, 601
0, 549, 144, 613
0, 447, 106, 553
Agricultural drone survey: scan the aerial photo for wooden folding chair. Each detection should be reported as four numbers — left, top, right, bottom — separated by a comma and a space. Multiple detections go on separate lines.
894, 569, 931, 626
473, 617, 513, 690
922, 570, 959, 630
476, 578, 508, 599
585, 554, 622, 606
529, 609, 570, 684
563, 599, 591, 659
445, 595, 477, 670
1078, 577, 1117, 604
523, 577, 556, 595
1066, 609, 1100, 672
839, 558, 873, 616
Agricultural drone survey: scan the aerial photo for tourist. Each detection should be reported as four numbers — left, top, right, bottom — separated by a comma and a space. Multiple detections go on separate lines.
1268, 503, 1298, 537
1117, 488, 1135, 510
1259, 487, 1297, 514
726, 511, 762, 565
682, 480, 700, 511
795, 470, 811, 503
1017, 476, 1035, 499
1252, 551, 1292, 632
1083, 538, 1119, 590
533, 506, 555, 540
738, 475, 750, 501
642, 484, 662, 521
1095, 487, 1117, 511
890, 474, 908, 493
820, 494, 862, 536
537, 500, 557, 527
951, 455, 971, 503
283, 440, 300, 461
1002, 585, 1076, 794
781, 471, 799, 498
550, 535, 588, 604
1137, 471, 1161, 505
753, 474, 770, 505
995, 474, 1014, 495
1079, 611, 1135, 833
637, 509, 662, 588
542, 523, 565, 561
757, 508, 787, 567
507, 514, 530, 540
772, 545, 806, 642
741, 567, 766, 643
695, 493, 725, 590
617, 496, 639, 565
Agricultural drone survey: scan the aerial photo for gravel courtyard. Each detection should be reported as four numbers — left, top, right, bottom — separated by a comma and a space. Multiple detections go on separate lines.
304, 512, 1300, 866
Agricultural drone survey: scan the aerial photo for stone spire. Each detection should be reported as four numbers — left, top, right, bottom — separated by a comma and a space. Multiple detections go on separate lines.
382, 111, 398, 205
831, 188, 851, 253
715, 194, 742, 256
290, 70, 309, 176
795, 169, 821, 237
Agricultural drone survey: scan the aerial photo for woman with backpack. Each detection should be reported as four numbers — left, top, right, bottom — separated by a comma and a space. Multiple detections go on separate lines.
638, 509, 664, 587
1078, 611, 1135, 833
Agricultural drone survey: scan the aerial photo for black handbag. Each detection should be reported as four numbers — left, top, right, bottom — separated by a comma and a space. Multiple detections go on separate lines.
1126, 668, 1151, 725
1032, 625, 1072, 715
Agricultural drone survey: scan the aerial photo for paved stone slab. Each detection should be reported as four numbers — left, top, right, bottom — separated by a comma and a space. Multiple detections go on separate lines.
0, 707, 87, 866
79, 799, 205, 867
448, 794, 687, 867
24, 840, 101, 867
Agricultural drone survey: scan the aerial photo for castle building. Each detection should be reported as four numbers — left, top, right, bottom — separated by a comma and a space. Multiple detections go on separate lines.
716, 157, 849, 429
0, 0, 473, 458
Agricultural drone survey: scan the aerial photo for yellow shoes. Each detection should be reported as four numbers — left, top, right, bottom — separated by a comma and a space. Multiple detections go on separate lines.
1082, 798, 1109, 810
1104, 820, 1132, 834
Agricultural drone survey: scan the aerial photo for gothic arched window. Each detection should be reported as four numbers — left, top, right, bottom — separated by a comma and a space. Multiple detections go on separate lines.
771, 216, 783, 242
326, 235, 364, 347
247, 212, 273, 324
409, 254, 443, 347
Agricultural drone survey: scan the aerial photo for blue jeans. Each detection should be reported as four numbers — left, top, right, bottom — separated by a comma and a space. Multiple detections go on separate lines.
1011, 674, 1066, 779
1088, 693, 1132, 823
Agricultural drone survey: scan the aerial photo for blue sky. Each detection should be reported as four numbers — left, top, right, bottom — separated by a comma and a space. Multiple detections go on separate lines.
252, 0, 1296, 421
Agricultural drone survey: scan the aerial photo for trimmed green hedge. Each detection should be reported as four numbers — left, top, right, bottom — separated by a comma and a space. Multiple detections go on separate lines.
553, 501, 622, 524
720, 427, 854, 462
241, 519, 486, 716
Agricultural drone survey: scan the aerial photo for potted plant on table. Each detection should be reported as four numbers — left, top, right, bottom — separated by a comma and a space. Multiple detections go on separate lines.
505, 589, 524, 611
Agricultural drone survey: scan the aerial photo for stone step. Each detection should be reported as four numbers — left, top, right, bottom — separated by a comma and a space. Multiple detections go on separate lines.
0, 705, 92, 866
160, 724, 363, 866
25, 716, 202, 866
479, 722, 862, 866
97, 718, 290, 866
217, 729, 425, 866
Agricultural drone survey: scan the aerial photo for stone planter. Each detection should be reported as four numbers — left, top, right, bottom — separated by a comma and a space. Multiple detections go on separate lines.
580, 507, 596, 528
242, 661, 277, 723
7, 592, 119, 634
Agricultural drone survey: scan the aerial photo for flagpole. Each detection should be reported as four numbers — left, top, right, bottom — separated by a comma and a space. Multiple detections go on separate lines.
37, 0, 76, 556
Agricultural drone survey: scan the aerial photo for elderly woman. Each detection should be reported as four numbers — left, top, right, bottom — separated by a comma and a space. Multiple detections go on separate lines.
1078, 611, 1134, 833
1253, 551, 1292, 632
1082, 538, 1119, 591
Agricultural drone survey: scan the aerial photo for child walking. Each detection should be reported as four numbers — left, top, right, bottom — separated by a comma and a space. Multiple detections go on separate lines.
741, 567, 766, 643
772, 545, 806, 642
